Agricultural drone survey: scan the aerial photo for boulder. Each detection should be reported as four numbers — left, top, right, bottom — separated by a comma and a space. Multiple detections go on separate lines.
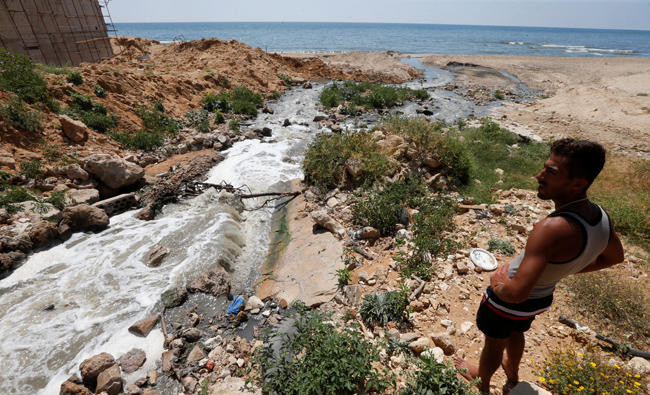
628, 356, 650, 375
58, 204, 109, 239
161, 287, 187, 308
359, 227, 380, 240
65, 189, 100, 206
244, 295, 264, 311
96, 364, 122, 395
117, 348, 146, 374
128, 315, 159, 337
60, 379, 92, 395
82, 154, 144, 189
421, 347, 445, 363
15, 201, 62, 222
181, 327, 202, 342
0, 150, 15, 169
79, 352, 115, 387
0, 251, 26, 274
146, 246, 168, 267
345, 157, 363, 180
187, 268, 230, 297
28, 220, 59, 248
63, 164, 89, 181
408, 337, 433, 354
509, 382, 553, 395
186, 345, 206, 363
161, 350, 174, 373
423, 157, 441, 169
377, 135, 405, 156
311, 210, 345, 238
431, 333, 455, 355
59, 115, 89, 143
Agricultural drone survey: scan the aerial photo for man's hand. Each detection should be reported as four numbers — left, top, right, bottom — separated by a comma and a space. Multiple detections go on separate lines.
490, 264, 509, 289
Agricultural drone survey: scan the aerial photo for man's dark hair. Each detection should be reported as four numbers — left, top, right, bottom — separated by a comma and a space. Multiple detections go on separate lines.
550, 138, 606, 187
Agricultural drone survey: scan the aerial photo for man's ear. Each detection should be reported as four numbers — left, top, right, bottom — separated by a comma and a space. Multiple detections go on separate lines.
571, 177, 589, 193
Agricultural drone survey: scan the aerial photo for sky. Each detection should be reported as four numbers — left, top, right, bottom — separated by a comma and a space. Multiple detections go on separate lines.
109, 0, 650, 30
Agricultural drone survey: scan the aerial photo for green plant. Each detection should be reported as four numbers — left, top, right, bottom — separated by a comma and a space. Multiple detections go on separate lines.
303, 131, 394, 191
540, 349, 646, 394
46, 190, 66, 210
0, 49, 49, 104
401, 357, 479, 394
43, 144, 61, 161
380, 116, 446, 158
636, 93, 648, 96
19, 159, 43, 179
250, 302, 394, 394
137, 105, 180, 133
66, 71, 83, 85
153, 101, 165, 113
278, 73, 291, 85
109, 129, 165, 151
336, 267, 351, 286
567, 272, 649, 348
360, 287, 410, 327
214, 110, 225, 124
201, 91, 229, 113
228, 119, 240, 134
198, 377, 209, 395
81, 111, 118, 133
70, 91, 93, 112
488, 238, 516, 255
0, 185, 35, 212
494, 91, 505, 100
352, 176, 428, 236
35, 63, 70, 75
0, 96, 41, 132
93, 84, 106, 98
320, 81, 428, 109
230, 86, 263, 115
184, 109, 211, 133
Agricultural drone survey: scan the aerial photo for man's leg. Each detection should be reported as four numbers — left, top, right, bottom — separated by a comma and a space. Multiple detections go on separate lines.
454, 335, 507, 394
501, 331, 525, 393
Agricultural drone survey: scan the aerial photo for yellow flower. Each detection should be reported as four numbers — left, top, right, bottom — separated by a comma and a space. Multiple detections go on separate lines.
615, 364, 621, 369
574, 380, 580, 385
634, 382, 641, 387
626, 390, 632, 394
590, 362, 597, 367
578, 352, 583, 356
635, 374, 641, 378
539, 377, 546, 382
620, 380, 625, 385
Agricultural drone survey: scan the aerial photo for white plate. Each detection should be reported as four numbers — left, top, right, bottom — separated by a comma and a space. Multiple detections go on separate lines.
470, 248, 498, 271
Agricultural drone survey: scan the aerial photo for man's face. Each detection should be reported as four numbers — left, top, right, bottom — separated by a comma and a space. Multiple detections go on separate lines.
535, 154, 575, 200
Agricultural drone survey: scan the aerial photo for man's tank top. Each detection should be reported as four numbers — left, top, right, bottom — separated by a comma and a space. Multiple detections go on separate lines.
507, 204, 611, 299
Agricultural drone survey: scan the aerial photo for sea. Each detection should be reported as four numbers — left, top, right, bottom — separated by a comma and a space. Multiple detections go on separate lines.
113, 22, 650, 57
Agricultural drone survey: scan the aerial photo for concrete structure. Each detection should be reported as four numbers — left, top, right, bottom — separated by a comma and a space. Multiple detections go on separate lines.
0, 0, 114, 66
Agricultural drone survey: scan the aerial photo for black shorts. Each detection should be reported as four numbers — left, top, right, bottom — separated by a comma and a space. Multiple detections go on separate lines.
476, 287, 551, 339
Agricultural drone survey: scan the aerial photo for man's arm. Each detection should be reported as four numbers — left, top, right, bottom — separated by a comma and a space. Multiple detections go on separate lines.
577, 222, 624, 273
490, 218, 565, 303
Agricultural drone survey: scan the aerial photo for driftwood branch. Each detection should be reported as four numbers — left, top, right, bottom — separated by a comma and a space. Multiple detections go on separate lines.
197, 182, 301, 210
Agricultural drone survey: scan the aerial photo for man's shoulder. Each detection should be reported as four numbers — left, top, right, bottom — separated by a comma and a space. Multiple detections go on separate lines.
530, 215, 581, 243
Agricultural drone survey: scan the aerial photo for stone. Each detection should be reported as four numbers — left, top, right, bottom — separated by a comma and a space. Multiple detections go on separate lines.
313, 115, 326, 122
494, 168, 504, 176
311, 210, 345, 238
460, 321, 474, 334
345, 157, 363, 180
408, 337, 433, 354
181, 376, 198, 392
398, 207, 410, 226
400, 332, 419, 344
117, 348, 146, 374
142, 389, 160, 395
146, 246, 168, 267
65, 188, 100, 206
160, 287, 187, 308
261, 127, 272, 136
431, 333, 455, 355
283, 118, 291, 127
63, 164, 89, 181
59, 115, 89, 143
124, 384, 142, 395
509, 382, 553, 395
455, 261, 470, 274
421, 347, 445, 363
187, 268, 230, 297
377, 135, 405, 156
182, 327, 202, 342
203, 336, 223, 350
28, 220, 59, 248
343, 284, 363, 305
82, 154, 144, 189
79, 353, 115, 387
186, 345, 206, 363
96, 364, 122, 395
0, 150, 15, 168
60, 380, 93, 395
359, 227, 380, 240
628, 356, 650, 375
58, 204, 109, 239
128, 315, 159, 337
395, 229, 412, 241
245, 295, 264, 311
326, 197, 339, 207
161, 350, 174, 373
423, 157, 441, 169
15, 201, 62, 222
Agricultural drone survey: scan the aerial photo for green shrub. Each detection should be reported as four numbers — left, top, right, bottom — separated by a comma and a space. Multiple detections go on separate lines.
0, 49, 49, 104
201, 92, 229, 113
336, 267, 352, 286
540, 349, 647, 395
109, 130, 164, 151
401, 357, 479, 395
352, 176, 428, 236
184, 109, 211, 133
214, 110, 225, 124
153, 101, 165, 113
80, 111, 117, 133
250, 302, 394, 394
381, 116, 446, 156
228, 119, 240, 134
436, 134, 473, 186
488, 238, 516, 255
398, 196, 458, 280
303, 131, 394, 191
137, 105, 180, 133
360, 287, 409, 327
0, 96, 41, 132
320, 81, 428, 109
35, 63, 70, 75
70, 91, 94, 112
93, 84, 107, 98
230, 86, 262, 115
278, 73, 291, 85
494, 91, 505, 100
0, 185, 35, 212
46, 190, 66, 210
567, 272, 649, 348
19, 159, 43, 179
66, 71, 83, 85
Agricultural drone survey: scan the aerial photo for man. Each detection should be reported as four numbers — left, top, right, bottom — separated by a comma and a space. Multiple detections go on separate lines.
454, 138, 625, 394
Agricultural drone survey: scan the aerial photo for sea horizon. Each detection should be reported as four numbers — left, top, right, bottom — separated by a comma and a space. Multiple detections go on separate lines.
113, 21, 650, 57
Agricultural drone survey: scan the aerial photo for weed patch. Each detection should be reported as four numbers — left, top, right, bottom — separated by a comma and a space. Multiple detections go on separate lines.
93, 85, 107, 98
540, 348, 647, 394
184, 109, 211, 133
488, 238, 516, 255
66, 92, 117, 133
19, 159, 43, 180
66, 71, 83, 85
0, 96, 42, 132
35, 63, 70, 75
250, 302, 394, 394
320, 81, 428, 109
360, 287, 410, 327
303, 131, 395, 191
109, 130, 164, 151
0, 185, 35, 212
401, 357, 479, 395
201, 86, 262, 116
0, 49, 49, 104
566, 272, 649, 348
137, 105, 180, 133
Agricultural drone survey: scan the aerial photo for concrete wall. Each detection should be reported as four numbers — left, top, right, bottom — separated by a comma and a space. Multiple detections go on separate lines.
0, 0, 113, 66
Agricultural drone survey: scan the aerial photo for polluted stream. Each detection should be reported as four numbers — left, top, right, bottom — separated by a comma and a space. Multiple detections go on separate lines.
0, 60, 525, 394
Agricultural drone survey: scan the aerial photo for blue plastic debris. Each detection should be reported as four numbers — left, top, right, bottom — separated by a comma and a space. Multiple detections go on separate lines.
227, 296, 244, 314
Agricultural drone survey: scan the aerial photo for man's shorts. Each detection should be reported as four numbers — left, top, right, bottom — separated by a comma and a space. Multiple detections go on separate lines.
476, 286, 552, 339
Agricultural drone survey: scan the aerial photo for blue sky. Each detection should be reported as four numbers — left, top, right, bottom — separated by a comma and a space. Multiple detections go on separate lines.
109, 1, 650, 30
